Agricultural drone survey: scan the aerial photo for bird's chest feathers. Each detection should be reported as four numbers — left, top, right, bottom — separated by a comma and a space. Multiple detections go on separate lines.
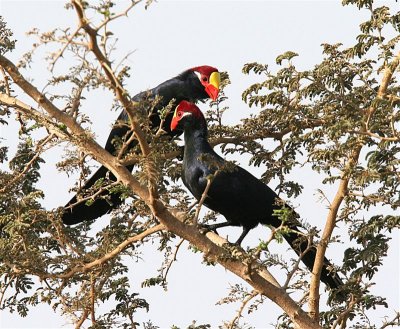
182, 130, 221, 200
182, 152, 210, 199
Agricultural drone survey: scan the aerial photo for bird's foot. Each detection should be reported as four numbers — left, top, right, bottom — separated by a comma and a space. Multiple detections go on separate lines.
198, 223, 218, 235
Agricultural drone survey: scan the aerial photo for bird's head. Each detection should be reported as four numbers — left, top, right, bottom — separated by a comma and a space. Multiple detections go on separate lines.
191, 65, 220, 101
170, 100, 205, 132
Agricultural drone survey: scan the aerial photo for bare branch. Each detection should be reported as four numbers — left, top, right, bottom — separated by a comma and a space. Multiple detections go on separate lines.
49, 26, 81, 71
95, 1, 142, 32
283, 238, 313, 289
193, 175, 214, 224
75, 309, 89, 329
349, 129, 400, 142
162, 238, 185, 286
380, 312, 400, 329
228, 290, 259, 329
90, 274, 96, 325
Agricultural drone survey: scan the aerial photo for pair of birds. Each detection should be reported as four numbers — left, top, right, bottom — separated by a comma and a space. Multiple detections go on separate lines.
62, 66, 343, 290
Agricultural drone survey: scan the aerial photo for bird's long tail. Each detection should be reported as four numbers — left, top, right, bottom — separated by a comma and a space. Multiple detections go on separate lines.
283, 228, 343, 290
62, 164, 134, 225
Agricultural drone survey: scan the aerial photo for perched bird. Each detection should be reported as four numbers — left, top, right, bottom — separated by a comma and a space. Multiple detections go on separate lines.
63, 66, 220, 225
170, 100, 343, 290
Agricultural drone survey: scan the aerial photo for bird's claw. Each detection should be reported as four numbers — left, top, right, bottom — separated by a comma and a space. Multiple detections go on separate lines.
198, 224, 218, 235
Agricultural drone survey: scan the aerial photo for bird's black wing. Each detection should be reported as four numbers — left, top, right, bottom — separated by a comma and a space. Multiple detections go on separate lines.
192, 152, 344, 290
62, 78, 188, 225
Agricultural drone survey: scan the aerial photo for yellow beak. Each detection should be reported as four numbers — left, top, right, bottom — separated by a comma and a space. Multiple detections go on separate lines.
205, 71, 220, 101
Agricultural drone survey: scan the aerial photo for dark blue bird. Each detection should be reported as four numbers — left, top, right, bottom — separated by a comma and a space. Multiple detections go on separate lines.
170, 100, 343, 290
62, 66, 220, 225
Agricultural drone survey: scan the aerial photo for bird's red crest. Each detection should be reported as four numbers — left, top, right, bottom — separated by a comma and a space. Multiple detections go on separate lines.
175, 101, 204, 118
170, 101, 204, 131
176, 100, 203, 117
191, 65, 218, 77
191, 66, 220, 101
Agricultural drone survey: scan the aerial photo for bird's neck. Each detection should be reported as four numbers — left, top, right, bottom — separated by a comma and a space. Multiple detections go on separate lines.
183, 125, 212, 157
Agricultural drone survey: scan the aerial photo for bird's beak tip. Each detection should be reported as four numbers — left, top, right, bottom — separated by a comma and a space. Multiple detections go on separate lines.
205, 84, 219, 101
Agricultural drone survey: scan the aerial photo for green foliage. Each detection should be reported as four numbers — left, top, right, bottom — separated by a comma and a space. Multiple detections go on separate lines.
0, 16, 15, 55
237, 1, 400, 327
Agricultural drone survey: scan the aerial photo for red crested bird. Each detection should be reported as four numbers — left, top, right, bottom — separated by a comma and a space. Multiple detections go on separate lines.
170, 100, 343, 290
62, 66, 220, 225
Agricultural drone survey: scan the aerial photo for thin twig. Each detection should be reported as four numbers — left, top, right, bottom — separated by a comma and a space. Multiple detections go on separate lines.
0, 133, 55, 194
5, 224, 164, 280
117, 128, 136, 160
380, 312, 400, 329
0, 66, 10, 95
162, 238, 185, 286
193, 175, 214, 224
349, 129, 399, 142
228, 290, 259, 329
95, 1, 141, 32
90, 274, 96, 325
65, 181, 121, 210
283, 239, 313, 289
50, 26, 81, 71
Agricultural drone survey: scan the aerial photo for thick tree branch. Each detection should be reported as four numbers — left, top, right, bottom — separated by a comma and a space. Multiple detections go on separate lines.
70, 0, 160, 201
0, 55, 318, 326
54, 224, 164, 279
0, 54, 151, 204
149, 201, 321, 329
71, 0, 150, 159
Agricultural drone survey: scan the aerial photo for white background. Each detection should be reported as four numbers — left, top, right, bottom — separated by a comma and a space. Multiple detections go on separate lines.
0, 1, 399, 328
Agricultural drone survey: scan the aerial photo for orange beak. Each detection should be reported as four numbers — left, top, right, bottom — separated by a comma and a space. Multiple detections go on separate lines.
205, 71, 220, 101
170, 107, 179, 131
205, 84, 219, 101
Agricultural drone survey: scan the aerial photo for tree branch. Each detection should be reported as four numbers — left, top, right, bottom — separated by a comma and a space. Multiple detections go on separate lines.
228, 290, 259, 329
0, 133, 55, 194
90, 274, 96, 326
0, 53, 151, 205
95, 1, 142, 32
49, 26, 81, 71
54, 224, 164, 279
308, 49, 400, 321
70, 0, 151, 159
161, 238, 184, 286
149, 201, 320, 329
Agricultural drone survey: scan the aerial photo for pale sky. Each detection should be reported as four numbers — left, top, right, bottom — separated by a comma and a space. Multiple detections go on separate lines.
0, 1, 399, 328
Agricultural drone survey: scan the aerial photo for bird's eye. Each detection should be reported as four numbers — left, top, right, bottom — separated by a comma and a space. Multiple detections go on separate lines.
177, 111, 183, 118
202, 76, 208, 82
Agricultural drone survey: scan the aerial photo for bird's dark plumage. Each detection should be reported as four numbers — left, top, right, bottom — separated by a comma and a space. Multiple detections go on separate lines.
171, 100, 343, 290
62, 66, 220, 225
